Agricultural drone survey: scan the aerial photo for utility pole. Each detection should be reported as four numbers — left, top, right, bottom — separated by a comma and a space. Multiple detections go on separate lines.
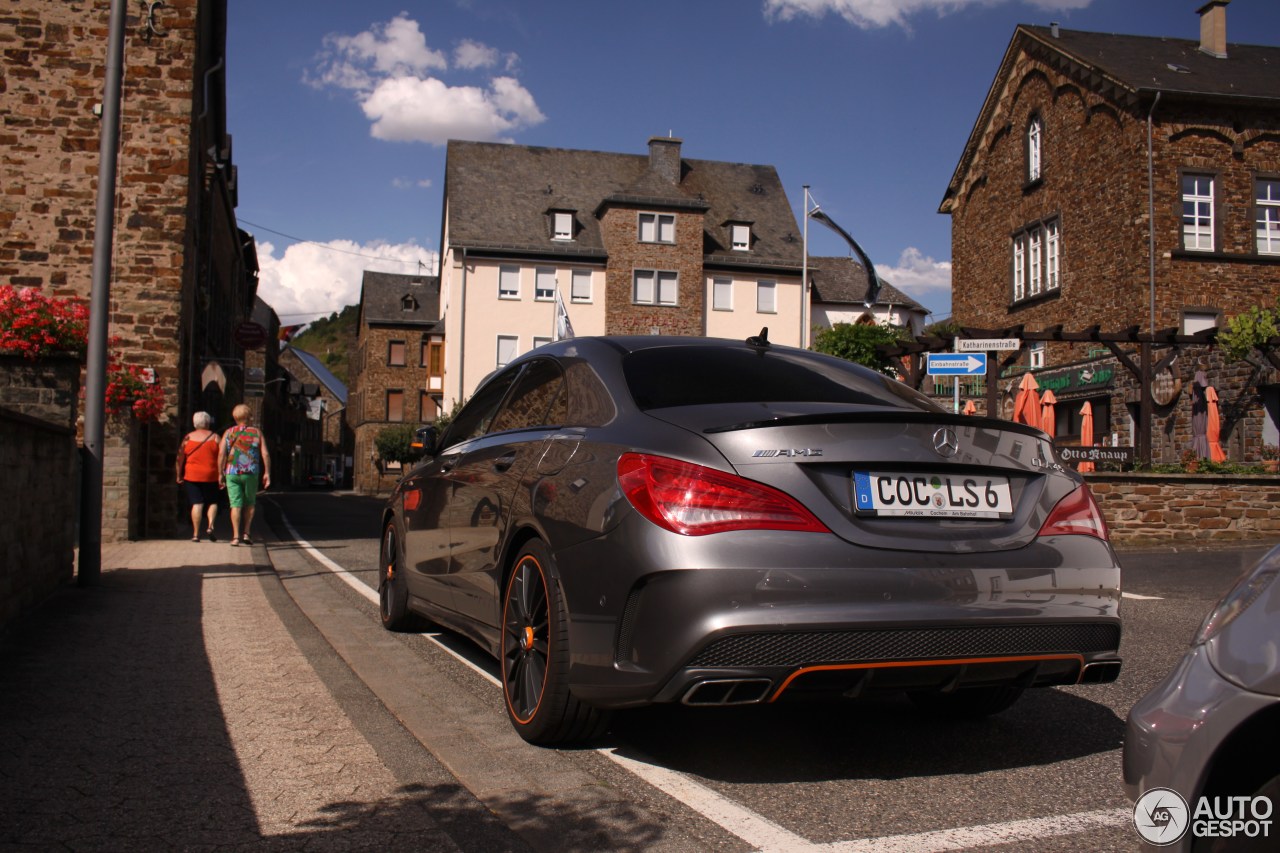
79, 0, 128, 586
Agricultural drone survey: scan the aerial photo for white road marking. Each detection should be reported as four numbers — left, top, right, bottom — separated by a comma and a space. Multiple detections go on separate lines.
274, 506, 1134, 853
1122, 592, 1163, 600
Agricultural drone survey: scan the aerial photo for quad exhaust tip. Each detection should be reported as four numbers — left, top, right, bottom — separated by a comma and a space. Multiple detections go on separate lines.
1079, 660, 1122, 684
682, 678, 773, 706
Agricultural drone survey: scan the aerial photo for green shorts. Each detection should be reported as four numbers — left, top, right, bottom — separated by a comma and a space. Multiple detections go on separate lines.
225, 473, 259, 508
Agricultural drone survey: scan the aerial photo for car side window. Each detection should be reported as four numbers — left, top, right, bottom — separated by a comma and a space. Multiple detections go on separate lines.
439, 368, 520, 450
489, 358, 566, 433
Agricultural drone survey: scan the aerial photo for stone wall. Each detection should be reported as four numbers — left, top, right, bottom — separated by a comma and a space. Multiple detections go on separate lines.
1089, 473, 1280, 545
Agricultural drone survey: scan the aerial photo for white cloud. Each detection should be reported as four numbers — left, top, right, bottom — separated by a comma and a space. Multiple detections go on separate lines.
391, 176, 434, 189
454, 38, 500, 69
310, 15, 544, 145
361, 75, 545, 144
876, 247, 952, 316
255, 238, 438, 322
764, 0, 1093, 31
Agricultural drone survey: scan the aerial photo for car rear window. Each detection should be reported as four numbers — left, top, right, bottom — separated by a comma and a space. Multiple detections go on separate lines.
623, 346, 943, 412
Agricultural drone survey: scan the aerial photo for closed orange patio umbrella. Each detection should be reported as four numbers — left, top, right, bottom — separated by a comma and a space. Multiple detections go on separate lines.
963, 399, 976, 416
1040, 389, 1057, 436
1078, 401, 1095, 473
1206, 386, 1226, 463
1012, 372, 1041, 427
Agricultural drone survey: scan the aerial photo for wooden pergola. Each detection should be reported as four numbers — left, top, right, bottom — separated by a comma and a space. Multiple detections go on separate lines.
876, 325, 1274, 465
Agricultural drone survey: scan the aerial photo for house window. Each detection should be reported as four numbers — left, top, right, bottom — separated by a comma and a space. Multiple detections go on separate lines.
386, 390, 404, 422
571, 269, 592, 302
757, 280, 776, 314
712, 277, 733, 311
423, 338, 444, 378
420, 391, 436, 422
639, 213, 675, 244
499, 266, 520, 299
388, 340, 406, 367
535, 268, 555, 301
1011, 218, 1060, 303
1182, 310, 1219, 335
533, 336, 552, 350
1257, 178, 1280, 255
552, 211, 574, 241
1029, 342, 1045, 369
634, 270, 678, 305
1027, 115, 1042, 183
731, 224, 751, 251
496, 335, 518, 368
1182, 174, 1216, 252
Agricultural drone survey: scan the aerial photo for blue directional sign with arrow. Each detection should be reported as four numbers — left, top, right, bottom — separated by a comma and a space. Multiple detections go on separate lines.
926, 353, 988, 375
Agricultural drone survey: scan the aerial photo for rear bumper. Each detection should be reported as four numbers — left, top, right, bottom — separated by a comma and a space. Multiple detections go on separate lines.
554, 522, 1122, 709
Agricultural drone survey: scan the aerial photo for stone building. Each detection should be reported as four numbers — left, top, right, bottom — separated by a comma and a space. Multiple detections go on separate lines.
437, 137, 808, 407
278, 345, 350, 487
1, 0, 257, 539
346, 271, 442, 494
939, 2, 1280, 459
807, 256, 928, 335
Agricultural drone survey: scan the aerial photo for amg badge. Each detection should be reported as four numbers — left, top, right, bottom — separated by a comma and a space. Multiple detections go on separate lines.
752, 448, 824, 458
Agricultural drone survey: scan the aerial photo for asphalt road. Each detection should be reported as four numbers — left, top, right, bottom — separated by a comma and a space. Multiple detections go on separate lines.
258, 489, 1278, 853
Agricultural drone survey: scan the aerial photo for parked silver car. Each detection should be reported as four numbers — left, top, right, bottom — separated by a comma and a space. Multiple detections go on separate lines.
380, 334, 1123, 744
1124, 545, 1280, 850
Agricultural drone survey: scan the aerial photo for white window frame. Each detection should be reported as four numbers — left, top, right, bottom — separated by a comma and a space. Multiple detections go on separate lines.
1027, 116, 1042, 182
712, 277, 733, 311
756, 280, 776, 314
1028, 226, 1043, 296
731, 224, 751, 251
1012, 234, 1026, 302
1046, 221, 1060, 291
1029, 342, 1045, 369
634, 269, 678, 305
532, 336, 552, 351
1256, 178, 1280, 255
1182, 311, 1218, 335
639, 212, 675, 244
1182, 174, 1215, 252
570, 269, 592, 303
552, 212, 574, 241
535, 267, 555, 302
498, 266, 520, 300
496, 335, 518, 368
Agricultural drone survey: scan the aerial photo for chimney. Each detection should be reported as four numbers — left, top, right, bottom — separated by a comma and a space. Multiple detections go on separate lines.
1197, 0, 1229, 59
1050, 22, 1059, 38
647, 136, 682, 184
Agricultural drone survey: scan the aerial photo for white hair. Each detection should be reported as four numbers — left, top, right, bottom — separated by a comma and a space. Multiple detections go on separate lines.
192, 411, 214, 429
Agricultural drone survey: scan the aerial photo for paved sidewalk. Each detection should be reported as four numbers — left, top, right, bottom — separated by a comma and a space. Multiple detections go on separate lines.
0, 536, 525, 852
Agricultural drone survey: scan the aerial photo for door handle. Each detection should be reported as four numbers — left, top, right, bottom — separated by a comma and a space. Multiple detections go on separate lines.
493, 452, 517, 472
440, 455, 459, 472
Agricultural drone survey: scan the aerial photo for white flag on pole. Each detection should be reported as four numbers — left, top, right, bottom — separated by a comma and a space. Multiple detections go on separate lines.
554, 288, 575, 341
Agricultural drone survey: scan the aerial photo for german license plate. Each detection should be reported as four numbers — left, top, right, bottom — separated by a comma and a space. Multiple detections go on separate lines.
853, 471, 1012, 518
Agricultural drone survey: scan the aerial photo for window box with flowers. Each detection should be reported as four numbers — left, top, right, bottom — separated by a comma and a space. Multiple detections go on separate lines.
0, 285, 165, 425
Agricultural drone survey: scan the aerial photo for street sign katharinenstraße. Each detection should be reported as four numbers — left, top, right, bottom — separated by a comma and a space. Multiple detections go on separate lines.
956, 338, 1021, 352
926, 353, 987, 375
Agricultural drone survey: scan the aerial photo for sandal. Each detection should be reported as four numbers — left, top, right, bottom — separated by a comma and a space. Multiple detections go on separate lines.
207, 529, 217, 542
191, 536, 200, 542
230, 538, 241, 547
240, 535, 252, 545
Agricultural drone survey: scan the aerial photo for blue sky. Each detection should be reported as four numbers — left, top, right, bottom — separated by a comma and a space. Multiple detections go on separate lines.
225, 0, 1280, 326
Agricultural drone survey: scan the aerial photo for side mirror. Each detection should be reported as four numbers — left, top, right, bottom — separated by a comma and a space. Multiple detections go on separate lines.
410, 425, 439, 457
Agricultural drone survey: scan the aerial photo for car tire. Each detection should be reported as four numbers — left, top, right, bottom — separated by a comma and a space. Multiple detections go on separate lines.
501, 540, 609, 745
909, 685, 1024, 717
379, 520, 421, 632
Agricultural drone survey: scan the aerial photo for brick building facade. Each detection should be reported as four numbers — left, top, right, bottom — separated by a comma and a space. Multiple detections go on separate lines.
347, 272, 442, 494
1, 0, 257, 539
940, 3, 1280, 459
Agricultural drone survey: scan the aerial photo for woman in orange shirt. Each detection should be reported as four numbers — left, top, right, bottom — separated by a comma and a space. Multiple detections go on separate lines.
176, 411, 222, 541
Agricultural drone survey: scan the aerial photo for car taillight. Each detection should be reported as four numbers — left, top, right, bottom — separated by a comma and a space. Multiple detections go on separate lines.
1038, 484, 1108, 540
617, 453, 828, 536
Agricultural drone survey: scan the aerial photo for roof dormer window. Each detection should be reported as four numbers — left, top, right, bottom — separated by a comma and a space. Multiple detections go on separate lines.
401, 294, 418, 311
730, 223, 752, 252
552, 210, 575, 241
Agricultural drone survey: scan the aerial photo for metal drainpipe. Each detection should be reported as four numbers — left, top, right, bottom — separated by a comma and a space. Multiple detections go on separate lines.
457, 248, 467, 408
1147, 91, 1161, 334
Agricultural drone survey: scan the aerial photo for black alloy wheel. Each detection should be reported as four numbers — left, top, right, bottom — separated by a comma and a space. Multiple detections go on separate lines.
379, 521, 416, 631
501, 540, 608, 745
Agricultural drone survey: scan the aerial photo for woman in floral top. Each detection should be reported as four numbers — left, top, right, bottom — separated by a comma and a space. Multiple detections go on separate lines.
217, 403, 271, 545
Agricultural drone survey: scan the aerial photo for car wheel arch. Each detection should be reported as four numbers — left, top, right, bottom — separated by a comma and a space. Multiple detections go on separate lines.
1198, 702, 1280, 801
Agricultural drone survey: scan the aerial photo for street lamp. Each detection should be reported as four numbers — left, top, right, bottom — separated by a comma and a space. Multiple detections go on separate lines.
804, 190, 883, 313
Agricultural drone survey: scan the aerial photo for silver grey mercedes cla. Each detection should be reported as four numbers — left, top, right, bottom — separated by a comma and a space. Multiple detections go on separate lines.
379, 334, 1122, 744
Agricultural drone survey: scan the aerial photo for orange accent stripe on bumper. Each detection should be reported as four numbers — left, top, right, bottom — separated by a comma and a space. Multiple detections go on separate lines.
769, 653, 1086, 702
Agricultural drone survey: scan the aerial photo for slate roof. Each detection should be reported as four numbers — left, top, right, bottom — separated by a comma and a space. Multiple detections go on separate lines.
807, 256, 925, 311
281, 345, 347, 405
443, 139, 804, 271
358, 271, 440, 328
1021, 25, 1280, 103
